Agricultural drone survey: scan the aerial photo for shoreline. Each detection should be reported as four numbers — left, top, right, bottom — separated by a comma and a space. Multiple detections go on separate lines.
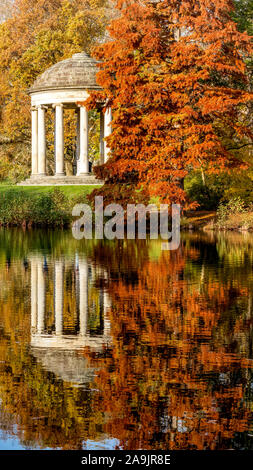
0, 185, 252, 232
182, 210, 253, 233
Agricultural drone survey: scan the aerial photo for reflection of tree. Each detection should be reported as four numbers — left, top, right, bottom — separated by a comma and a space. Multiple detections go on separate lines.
85, 239, 253, 450
0, 232, 252, 449
0, 228, 99, 264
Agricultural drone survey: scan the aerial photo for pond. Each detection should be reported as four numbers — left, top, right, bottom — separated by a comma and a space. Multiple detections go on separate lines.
0, 228, 252, 450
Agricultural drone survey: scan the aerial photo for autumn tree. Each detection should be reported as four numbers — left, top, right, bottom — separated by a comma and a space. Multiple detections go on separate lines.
87, 0, 252, 208
185, 0, 253, 208
0, 0, 109, 180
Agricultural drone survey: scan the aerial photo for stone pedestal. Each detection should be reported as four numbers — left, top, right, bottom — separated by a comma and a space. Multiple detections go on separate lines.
17, 175, 103, 186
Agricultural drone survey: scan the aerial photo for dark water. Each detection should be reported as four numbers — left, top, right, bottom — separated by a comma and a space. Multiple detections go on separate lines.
0, 228, 252, 450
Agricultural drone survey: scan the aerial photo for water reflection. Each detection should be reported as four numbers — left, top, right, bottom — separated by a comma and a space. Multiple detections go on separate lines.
0, 229, 252, 449
29, 255, 111, 386
30, 256, 111, 346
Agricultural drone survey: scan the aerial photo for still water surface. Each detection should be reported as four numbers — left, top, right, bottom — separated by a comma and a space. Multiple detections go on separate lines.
0, 228, 252, 450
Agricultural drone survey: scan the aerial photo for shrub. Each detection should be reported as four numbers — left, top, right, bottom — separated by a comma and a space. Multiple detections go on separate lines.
0, 190, 32, 225
216, 197, 247, 227
32, 189, 71, 226
0, 189, 72, 227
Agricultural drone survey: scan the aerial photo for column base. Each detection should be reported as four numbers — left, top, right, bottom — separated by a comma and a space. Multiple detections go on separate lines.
77, 172, 90, 176
54, 173, 66, 177
37, 173, 47, 177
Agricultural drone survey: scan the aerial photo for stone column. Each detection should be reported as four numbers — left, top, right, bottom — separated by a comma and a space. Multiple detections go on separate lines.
100, 111, 105, 165
78, 106, 89, 175
31, 258, 37, 330
54, 104, 65, 176
37, 260, 45, 334
104, 107, 112, 163
79, 258, 89, 336
38, 105, 46, 176
55, 260, 64, 336
75, 108, 80, 175
31, 107, 38, 177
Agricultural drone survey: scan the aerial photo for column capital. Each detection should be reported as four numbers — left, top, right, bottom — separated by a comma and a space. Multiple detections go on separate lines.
52, 103, 64, 109
38, 104, 48, 111
31, 106, 38, 112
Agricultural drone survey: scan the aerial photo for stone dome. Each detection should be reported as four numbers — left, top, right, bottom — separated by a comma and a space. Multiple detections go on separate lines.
29, 51, 101, 94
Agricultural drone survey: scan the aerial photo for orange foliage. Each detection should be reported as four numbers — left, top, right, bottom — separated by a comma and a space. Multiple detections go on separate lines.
86, 0, 252, 207
84, 240, 253, 449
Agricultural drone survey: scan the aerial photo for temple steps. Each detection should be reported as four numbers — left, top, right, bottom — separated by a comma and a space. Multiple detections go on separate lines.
17, 175, 103, 186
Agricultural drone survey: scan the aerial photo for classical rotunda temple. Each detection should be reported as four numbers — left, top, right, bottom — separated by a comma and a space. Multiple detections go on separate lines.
20, 51, 112, 185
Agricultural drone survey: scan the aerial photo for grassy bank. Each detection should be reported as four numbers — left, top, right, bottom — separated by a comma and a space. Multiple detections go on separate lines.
1, 185, 253, 232
0, 184, 99, 198
0, 185, 99, 227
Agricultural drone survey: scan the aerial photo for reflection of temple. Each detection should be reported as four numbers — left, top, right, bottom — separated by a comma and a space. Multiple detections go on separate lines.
29, 255, 111, 385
